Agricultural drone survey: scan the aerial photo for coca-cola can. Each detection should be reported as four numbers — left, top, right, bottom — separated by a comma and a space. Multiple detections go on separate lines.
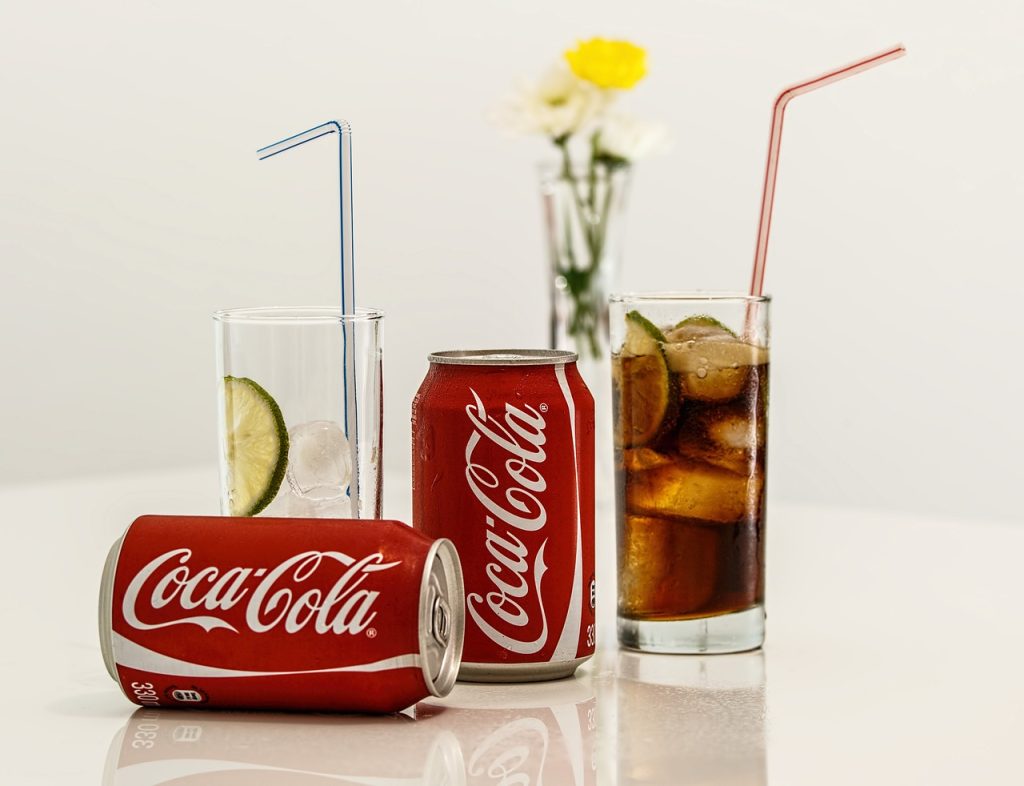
412, 349, 595, 682
98, 515, 465, 713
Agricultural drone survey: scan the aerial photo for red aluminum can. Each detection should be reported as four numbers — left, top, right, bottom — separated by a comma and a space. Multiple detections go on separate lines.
412, 349, 595, 682
99, 515, 465, 713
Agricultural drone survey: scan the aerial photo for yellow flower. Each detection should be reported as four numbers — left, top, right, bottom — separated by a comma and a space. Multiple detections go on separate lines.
565, 38, 647, 90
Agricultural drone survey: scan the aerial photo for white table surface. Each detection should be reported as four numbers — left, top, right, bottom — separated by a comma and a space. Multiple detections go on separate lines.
2, 466, 1022, 784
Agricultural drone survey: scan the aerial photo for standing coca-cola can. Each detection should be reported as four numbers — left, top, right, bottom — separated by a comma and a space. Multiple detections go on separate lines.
412, 349, 595, 682
98, 515, 465, 713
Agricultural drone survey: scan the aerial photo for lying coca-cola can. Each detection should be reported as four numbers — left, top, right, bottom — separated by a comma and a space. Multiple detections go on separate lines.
412, 349, 595, 682
99, 515, 464, 713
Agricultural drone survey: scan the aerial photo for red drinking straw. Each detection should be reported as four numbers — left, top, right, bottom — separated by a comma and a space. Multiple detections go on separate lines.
748, 45, 905, 299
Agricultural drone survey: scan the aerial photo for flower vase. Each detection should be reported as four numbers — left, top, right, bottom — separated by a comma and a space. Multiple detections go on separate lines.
541, 164, 630, 374
540, 163, 630, 512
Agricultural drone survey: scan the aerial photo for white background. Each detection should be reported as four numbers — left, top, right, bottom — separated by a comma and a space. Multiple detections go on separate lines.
2, 0, 1021, 524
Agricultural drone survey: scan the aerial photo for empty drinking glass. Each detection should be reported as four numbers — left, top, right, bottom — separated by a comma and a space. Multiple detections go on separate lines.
214, 307, 383, 519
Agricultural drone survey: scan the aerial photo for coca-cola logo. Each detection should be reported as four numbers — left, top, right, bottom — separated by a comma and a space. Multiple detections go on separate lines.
122, 549, 399, 636
463, 388, 550, 654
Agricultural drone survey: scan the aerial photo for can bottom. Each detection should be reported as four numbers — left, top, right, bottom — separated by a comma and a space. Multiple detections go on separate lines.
457, 655, 591, 683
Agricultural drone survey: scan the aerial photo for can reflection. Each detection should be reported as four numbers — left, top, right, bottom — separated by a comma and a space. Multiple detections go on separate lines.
418, 678, 597, 785
102, 708, 464, 785
615, 651, 766, 785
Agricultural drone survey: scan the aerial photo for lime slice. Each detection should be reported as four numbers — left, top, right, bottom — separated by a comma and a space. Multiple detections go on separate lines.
223, 376, 289, 516
623, 310, 666, 356
616, 311, 676, 447
664, 314, 736, 342
662, 337, 767, 402
613, 351, 675, 448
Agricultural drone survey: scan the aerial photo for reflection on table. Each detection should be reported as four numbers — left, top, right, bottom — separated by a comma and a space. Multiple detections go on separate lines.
101, 654, 765, 785
612, 650, 766, 785
103, 676, 597, 785
103, 708, 461, 784
420, 678, 597, 785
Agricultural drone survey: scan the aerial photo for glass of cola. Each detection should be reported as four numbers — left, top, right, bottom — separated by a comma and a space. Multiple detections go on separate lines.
610, 293, 770, 654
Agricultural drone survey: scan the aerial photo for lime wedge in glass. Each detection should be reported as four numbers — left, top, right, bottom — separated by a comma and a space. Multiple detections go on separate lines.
623, 310, 666, 356
223, 376, 289, 516
665, 314, 737, 341
615, 312, 676, 448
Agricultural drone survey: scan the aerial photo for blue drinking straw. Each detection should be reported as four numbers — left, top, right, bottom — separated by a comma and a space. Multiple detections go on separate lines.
257, 121, 360, 516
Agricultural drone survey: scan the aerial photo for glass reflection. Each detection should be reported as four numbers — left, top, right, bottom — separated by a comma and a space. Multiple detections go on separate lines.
613, 651, 766, 785
101, 660, 760, 785
418, 677, 597, 786
102, 676, 597, 785
102, 708, 463, 784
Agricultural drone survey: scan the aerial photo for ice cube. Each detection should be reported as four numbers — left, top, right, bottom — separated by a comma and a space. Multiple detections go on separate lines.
675, 404, 764, 475
626, 456, 763, 524
622, 447, 674, 472
286, 420, 351, 502
706, 408, 765, 450
285, 492, 352, 518
618, 514, 718, 618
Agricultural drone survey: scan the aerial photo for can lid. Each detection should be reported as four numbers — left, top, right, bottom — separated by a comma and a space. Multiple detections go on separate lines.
98, 536, 124, 682
428, 349, 577, 366
419, 539, 465, 698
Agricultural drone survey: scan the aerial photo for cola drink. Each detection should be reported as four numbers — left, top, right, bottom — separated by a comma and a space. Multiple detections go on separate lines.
412, 350, 596, 681
99, 515, 464, 712
611, 297, 770, 653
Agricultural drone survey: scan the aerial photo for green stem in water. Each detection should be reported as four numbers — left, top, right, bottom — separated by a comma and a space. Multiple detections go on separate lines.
556, 137, 601, 262
550, 135, 619, 360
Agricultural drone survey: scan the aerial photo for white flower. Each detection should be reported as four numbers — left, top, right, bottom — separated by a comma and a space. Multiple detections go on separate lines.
595, 112, 671, 162
495, 65, 608, 140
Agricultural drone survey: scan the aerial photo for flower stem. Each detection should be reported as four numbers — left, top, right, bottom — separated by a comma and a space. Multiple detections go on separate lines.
551, 136, 615, 361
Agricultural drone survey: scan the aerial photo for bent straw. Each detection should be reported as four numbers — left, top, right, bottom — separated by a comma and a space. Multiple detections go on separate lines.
258, 121, 360, 516
749, 45, 905, 300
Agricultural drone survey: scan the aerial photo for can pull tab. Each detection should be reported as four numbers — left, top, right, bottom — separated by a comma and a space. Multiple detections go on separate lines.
431, 595, 451, 648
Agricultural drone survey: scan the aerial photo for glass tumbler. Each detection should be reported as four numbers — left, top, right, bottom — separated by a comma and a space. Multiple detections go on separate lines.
214, 307, 383, 519
610, 293, 770, 653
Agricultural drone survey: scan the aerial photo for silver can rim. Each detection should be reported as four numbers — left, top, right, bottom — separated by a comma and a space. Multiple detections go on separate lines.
419, 538, 465, 698
98, 535, 125, 683
428, 349, 577, 366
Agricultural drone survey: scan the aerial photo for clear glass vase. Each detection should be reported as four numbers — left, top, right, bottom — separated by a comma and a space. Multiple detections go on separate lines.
541, 163, 631, 378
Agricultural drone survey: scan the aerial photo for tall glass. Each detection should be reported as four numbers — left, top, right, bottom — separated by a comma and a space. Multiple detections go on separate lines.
610, 293, 770, 653
213, 307, 383, 519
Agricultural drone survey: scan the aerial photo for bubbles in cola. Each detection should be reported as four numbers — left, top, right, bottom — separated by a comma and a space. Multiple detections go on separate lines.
286, 420, 351, 501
